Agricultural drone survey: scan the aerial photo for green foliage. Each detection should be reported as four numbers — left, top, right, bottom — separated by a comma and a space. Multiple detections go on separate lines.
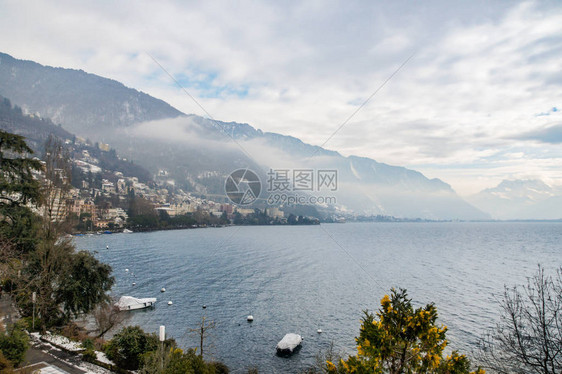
81, 337, 98, 363
0, 351, 13, 373
105, 326, 159, 370
0, 130, 43, 253
0, 325, 30, 366
81, 338, 95, 351
210, 361, 230, 374
140, 346, 223, 374
0, 130, 115, 330
55, 250, 114, 319
327, 289, 484, 374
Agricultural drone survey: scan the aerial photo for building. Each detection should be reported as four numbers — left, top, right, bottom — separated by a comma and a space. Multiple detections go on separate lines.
266, 207, 284, 219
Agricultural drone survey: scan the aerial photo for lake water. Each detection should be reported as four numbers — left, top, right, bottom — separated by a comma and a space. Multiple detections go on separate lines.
74, 222, 562, 373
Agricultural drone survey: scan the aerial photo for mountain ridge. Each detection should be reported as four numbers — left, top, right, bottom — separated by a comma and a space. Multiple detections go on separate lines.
0, 52, 182, 135
468, 179, 562, 220
0, 51, 488, 219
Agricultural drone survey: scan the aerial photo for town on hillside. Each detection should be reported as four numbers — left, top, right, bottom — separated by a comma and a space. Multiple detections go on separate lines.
41, 136, 319, 233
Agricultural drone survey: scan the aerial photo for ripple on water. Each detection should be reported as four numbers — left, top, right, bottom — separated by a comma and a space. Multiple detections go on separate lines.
74, 222, 562, 372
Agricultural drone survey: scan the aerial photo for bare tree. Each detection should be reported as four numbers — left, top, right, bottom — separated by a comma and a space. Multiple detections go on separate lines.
91, 298, 128, 338
477, 265, 562, 374
188, 312, 216, 359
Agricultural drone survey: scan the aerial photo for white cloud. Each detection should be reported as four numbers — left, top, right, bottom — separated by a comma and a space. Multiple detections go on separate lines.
1, 0, 562, 195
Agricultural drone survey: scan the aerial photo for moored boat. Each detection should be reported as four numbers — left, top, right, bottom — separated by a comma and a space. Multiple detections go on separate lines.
276, 333, 302, 356
116, 296, 157, 311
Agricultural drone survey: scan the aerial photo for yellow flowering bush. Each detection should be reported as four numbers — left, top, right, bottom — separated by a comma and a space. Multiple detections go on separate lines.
327, 289, 484, 374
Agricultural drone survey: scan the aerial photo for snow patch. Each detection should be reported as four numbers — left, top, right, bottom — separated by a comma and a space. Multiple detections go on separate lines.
41, 332, 83, 352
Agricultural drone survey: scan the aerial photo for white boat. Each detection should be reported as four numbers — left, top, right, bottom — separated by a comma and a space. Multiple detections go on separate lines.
116, 296, 156, 311
123, 229, 133, 233
276, 333, 302, 355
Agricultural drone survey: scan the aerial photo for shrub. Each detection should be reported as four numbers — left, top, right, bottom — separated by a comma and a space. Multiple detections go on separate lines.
81, 338, 95, 351
61, 322, 88, 341
82, 348, 97, 362
81, 338, 97, 362
327, 289, 484, 373
140, 347, 227, 374
105, 326, 158, 370
0, 351, 14, 373
210, 361, 230, 373
0, 325, 29, 366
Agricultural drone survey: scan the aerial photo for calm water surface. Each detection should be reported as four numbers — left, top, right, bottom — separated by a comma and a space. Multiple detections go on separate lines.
74, 222, 562, 373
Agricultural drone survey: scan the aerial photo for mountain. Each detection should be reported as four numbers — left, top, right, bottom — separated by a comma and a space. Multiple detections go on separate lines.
0, 52, 182, 136
108, 115, 488, 220
0, 51, 488, 220
468, 179, 562, 220
0, 95, 152, 183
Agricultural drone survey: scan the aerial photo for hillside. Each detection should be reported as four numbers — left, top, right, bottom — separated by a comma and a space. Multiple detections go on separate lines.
0, 52, 489, 220
0, 96, 152, 183
0, 52, 182, 136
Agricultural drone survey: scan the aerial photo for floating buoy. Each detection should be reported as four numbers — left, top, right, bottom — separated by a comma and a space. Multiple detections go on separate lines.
106, 245, 109, 249
161, 288, 166, 292
202, 305, 207, 309
125, 268, 129, 272
317, 329, 323, 334
168, 301, 173, 305
247, 315, 254, 322
132, 282, 136, 286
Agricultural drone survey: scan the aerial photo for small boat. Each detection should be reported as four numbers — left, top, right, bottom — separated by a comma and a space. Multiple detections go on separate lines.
116, 296, 156, 311
276, 333, 303, 356
123, 229, 133, 233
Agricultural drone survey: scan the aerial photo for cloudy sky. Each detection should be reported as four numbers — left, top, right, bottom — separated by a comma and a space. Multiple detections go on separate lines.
2, 0, 562, 195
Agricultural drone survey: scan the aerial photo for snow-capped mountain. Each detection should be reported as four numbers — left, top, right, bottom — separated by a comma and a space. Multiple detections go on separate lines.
468, 179, 562, 220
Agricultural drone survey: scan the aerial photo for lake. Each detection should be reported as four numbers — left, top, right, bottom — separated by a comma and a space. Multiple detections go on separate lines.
74, 222, 562, 373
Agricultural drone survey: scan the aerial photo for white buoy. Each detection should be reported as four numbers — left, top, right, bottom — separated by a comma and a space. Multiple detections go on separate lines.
106, 245, 109, 249
125, 268, 129, 272
317, 329, 323, 334
132, 282, 136, 286
247, 315, 254, 322
168, 301, 173, 305
161, 288, 166, 292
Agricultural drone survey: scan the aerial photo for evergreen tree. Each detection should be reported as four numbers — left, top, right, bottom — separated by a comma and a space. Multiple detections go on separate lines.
0, 130, 43, 253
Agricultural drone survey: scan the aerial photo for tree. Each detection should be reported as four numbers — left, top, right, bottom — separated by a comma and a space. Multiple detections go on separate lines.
328, 289, 483, 374
0, 324, 29, 366
0, 132, 114, 330
91, 298, 128, 338
189, 313, 216, 359
55, 250, 114, 320
140, 346, 221, 374
0, 130, 43, 253
477, 266, 562, 374
105, 326, 159, 370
